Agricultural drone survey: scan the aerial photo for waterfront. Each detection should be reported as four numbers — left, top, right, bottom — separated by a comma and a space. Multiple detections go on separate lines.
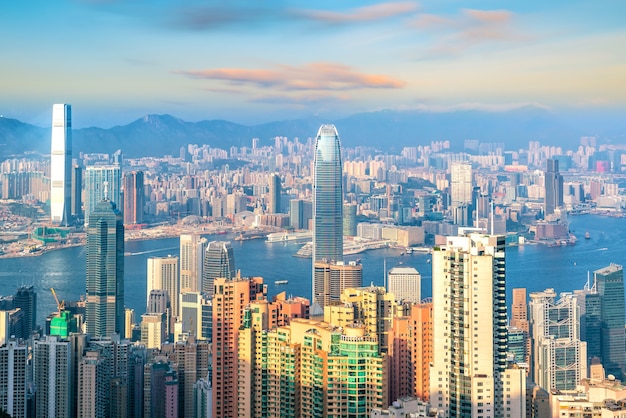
0, 214, 624, 326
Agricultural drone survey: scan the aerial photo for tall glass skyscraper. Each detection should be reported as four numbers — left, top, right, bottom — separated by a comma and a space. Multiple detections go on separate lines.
50, 104, 72, 226
312, 124, 343, 304
202, 241, 236, 296
595, 264, 626, 379
85, 199, 124, 338
84, 165, 122, 226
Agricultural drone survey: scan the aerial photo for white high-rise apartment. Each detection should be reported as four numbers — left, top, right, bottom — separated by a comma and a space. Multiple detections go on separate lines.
180, 234, 207, 292
50, 104, 72, 226
33, 335, 72, 418
0, 338, 28, 418
147, 255, 179, 318
450, 162, 473, 204
430, 232, 525, 418
387, 266, 421, 303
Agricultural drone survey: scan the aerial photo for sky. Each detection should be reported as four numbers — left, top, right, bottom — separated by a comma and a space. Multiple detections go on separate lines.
1, 0, 625, 128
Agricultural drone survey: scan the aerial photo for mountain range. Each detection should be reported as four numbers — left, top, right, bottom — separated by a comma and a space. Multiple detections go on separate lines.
0, 107, 607, 158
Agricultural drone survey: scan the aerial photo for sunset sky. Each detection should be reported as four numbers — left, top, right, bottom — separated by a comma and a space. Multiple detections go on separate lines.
2, 0, 625, 128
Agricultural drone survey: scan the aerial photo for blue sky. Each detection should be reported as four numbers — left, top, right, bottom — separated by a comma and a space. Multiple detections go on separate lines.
1, 0, 625, 128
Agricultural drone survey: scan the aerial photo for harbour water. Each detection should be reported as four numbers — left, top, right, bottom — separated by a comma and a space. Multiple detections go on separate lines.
1, 214, 624, 326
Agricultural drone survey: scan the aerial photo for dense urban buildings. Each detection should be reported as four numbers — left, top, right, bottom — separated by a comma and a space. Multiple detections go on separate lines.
50, 103, 72, 226
85, 199, 125, 338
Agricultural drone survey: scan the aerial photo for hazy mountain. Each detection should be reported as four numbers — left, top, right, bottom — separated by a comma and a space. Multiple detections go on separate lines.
0, 107, 592, 158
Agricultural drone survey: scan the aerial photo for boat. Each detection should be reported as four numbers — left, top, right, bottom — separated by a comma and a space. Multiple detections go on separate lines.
585, 231, 591, 239
267, 231, 312, 243
274, 280, 289, 285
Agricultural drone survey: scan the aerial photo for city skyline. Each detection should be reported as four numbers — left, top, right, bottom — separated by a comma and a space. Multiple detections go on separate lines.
1, 1, 625, 129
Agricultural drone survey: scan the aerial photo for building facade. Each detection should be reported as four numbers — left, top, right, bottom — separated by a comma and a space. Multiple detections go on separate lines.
50, 103, 72, 226
84, 165, 122, 226
201, 240, 235, 296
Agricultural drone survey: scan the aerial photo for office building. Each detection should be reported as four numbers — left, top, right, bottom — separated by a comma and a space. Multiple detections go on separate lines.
530, 288, 587, 391
430, 233, 525, 417
86, 199, 125, 338
178, 291, 212, 340
289, 198, 312, 230
343, 202, 357, 237
33, 335, 73, 418
449, 162, 473, 205
14, 285, 36, 337
201, 240, 235, 296
50, 103, 72, 226
594, 264, 626, 379
510, 288, 530, 366
212, 275, 266, 418
267, 172, 281, 213
387, 266, 421, 303
141, 312, 167, 349
123, 171, 144, 225
147, 255, 179, 320
0, 338, 28, 418
313, 260, 362, 308
179, 234, 207, 293
544, 158, 564, 217
84, 165, 122, 226
312, 124, 344, 298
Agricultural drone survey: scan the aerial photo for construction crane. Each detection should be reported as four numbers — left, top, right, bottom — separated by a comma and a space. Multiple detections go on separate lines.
50, 287, 65, 314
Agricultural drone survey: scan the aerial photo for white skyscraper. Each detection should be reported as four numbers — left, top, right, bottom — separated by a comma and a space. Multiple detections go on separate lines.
180, 234, 207, 292
387, 266, 421, 303
147, 255, 179, 318
450, 162, 473, 204
430, 232, 525, 417
50, 104, 72, 226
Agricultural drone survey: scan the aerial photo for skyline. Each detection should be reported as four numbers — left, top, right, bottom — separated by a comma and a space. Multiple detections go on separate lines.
2, 1, 625, 129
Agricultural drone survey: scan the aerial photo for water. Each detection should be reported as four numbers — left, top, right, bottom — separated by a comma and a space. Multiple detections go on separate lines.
1, 215, 624, 326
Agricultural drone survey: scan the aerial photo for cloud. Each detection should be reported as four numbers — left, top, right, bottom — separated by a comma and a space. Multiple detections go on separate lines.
291, 2, 419, 24
176, 63, 407, 91
411, 8, 528, 56
405, 102, 551, 113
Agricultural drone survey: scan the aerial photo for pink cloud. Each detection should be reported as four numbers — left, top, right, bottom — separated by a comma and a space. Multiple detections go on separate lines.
176, 63, 407, 91
293, 2, 419, 23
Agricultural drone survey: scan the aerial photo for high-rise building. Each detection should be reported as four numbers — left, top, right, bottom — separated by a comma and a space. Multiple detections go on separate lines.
77, 349, 108, 418
50, 104, 72, 226
14, 285, 36, 337
123, 171, 144, 225
71, 165, 82, 218
84, 165, 122, 226
387, 266, 421, 303
267, 172, 281, 214
178, 291, 212, 340
86, 199, 125, 338
529, 288, 587, 391
289, 198, 312, 230
179, 234, 207, 293
0, 338, 28, 418
343, 202, 357, 237
510, 288, 530, 367
449, 162, 473, 205
33, 335, 73, 418
312, 124, 343, 299
201, 240, 235, 296
147, 255, 179, 320
313, 260, 362, 308
430, 232, 525, 417
594, 264, 626, 379
141, 312, 167, 349
212, 275, 266, 418
544, 158, 564, 217
238, 317, 387, 418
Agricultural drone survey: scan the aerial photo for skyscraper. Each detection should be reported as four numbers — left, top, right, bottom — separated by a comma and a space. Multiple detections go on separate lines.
430, 233, 525, 417
312, 124, 343, 302
0, 338, 28, 418
123, 171, 144, 225
33, 335, 73, 418
313, 260, 362, 308
544, 158, 564, 217
179, 234, 207, 292
147, 255, 179, 320
387, 265, 421, 303
267, 172, 281, 214
84, 165, 122, 226
50, 103, 72, 226
86, 199, 125, 338
449, 162, 473, 205
14, 285, 36, 337
201, 240, 235, 296
71, 165, 82, 218
594, 264, 626, 379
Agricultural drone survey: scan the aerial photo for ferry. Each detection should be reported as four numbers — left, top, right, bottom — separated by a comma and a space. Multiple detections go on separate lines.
274, 280, 289, 285
266, 231, 312, 243
585, 231, 591, 239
